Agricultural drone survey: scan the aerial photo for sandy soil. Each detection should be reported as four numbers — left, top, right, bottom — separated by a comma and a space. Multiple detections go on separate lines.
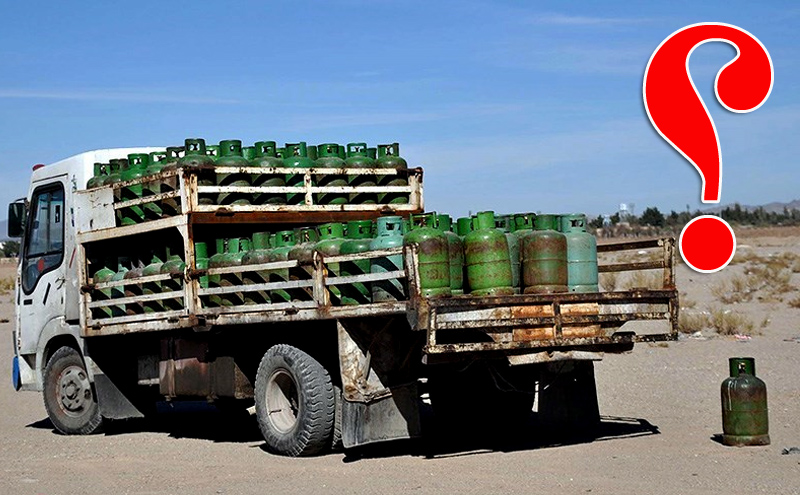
0, 234, 798, 495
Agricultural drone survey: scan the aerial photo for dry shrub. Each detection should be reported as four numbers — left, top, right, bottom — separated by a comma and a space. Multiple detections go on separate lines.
788, 296, 800, 309
680, 295, 697, 309
710, 274, 757, 304
708, 307, 756, 335
729, 248, 762, 265
746, 262, 793, 300
621, 271, 663, 290
0, 277, 13, 295
599, 272, 618, 292
678, 311, 709, 334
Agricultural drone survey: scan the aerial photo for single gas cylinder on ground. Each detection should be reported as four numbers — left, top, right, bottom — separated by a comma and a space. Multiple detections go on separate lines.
722, 357, 770, 446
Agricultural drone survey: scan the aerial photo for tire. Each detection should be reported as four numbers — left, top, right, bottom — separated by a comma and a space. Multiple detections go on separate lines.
42, 346, 103, 435
254, 345, 335, 456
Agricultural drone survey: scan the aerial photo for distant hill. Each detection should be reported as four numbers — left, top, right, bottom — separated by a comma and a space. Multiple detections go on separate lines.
704, 199, 800, 215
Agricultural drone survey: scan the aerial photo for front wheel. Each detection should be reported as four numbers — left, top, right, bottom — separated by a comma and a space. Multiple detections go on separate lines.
42, 347, 103, 435
254, 345, 335, 456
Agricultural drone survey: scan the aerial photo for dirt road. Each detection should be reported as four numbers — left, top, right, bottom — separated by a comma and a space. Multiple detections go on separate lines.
0, 254, 799, 494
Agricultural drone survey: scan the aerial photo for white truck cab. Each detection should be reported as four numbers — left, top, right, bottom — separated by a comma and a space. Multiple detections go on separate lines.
10, 148, 162, 394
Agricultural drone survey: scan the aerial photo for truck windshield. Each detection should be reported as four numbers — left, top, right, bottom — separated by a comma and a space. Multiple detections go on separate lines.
21, 185, 65, 293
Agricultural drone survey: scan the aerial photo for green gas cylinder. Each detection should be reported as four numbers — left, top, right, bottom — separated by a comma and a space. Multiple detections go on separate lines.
218, 238, 248, 307
241, 232, 271, 305
376, 143, 408, 204
435, 214, 464, 295
91, 260, 116, 319
160, 246, 186, 310
316, 143, 348, 205
206, 238, 227, 307
284, 142, 315, 205
464, 211, 514, 296
252, 141, 286, 205
179, 138, 216, 206
87, 162, 107, 189
511, 213, 535, 292
142, 251, 165, 313
721, 357, 770, 446
206, 145, 220, 160
521, 214, 568, 294
287, 228, 319, 301
118, 153, 149, 225
242, 146, 256, 161
455, 217, 473, 237
315, 223, 346, 300
493, 214, 519, 293
268, 230, 298, 303
276, 147, 286, 159
110, 258, 129, 317
560, 214, 599, 293
141, 151, 167, 219
123, 258, 144, 315
103, 159, 125, 192
370, 216, 406, 302
404, 213, 451, 298
345, 143, 377, 204
307, 144, 318, 161
194, 241, 210, 302
367, 147, 377, 159
156, 146, 184, 216
216, 139, 252, 205
339, 220, 374, 305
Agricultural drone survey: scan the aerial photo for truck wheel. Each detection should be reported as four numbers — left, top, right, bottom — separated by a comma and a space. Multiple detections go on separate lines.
42, 347, 103, 435
254, 345, 335, 456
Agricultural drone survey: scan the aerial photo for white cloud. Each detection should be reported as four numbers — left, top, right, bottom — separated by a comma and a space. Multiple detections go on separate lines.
0, 89, 239, 104
527, 13, 654, 26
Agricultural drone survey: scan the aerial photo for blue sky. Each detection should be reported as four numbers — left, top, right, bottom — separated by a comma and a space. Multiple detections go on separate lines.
1, 1, 797, 219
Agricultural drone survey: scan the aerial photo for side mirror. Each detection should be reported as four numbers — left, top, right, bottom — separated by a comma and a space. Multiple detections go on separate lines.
7, 200, 26, 238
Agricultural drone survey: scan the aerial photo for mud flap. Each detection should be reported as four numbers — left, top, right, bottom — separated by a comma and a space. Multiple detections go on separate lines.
342, 383, 422, 449
94, 372, 145, 420
336, 319, 423, 448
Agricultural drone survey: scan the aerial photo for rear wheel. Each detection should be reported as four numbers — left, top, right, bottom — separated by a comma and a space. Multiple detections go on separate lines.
254, 345, 335, 456
42, 346, 103, 435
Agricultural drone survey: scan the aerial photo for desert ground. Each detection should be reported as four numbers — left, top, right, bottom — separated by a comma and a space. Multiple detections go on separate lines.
0, 229, 798, 495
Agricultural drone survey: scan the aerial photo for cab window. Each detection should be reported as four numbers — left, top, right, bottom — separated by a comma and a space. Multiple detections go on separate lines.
21, 185, 65, 294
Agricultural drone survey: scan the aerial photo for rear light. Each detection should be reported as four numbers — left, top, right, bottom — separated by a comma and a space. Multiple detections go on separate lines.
32, 164, 45, 171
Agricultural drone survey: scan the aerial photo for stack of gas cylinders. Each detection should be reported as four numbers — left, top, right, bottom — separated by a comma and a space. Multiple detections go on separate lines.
85, 138, 411, 226
90, 211, 599, 317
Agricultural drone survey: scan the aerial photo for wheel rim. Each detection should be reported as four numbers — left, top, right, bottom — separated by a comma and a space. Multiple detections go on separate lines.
56, 365, 92, 417
265, 369, 299, 433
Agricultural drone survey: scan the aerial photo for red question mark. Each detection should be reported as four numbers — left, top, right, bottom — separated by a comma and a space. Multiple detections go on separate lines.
643, 23, 773, 273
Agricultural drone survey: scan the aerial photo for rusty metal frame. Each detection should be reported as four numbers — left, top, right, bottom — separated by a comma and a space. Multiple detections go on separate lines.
79, 246, 416, 337
75, 166, 425, 234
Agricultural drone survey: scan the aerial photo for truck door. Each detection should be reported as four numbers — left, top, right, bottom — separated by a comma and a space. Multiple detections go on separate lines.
17, 179, 68, 355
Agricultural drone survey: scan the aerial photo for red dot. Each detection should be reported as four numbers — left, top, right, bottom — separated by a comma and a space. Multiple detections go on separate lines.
679, 215, 736, 273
